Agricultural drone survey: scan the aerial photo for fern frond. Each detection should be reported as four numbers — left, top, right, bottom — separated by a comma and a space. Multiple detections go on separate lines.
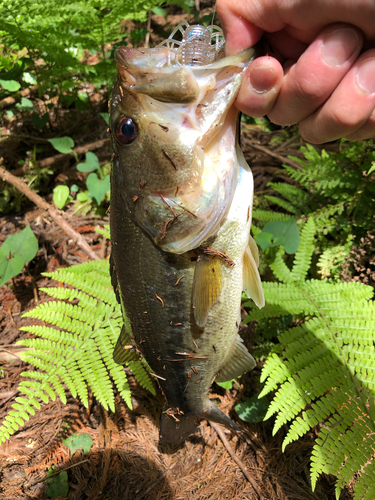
0, 259, 154, 444
264, 195, 298, 214
267, 182, 309, 206
290, 218, 315, 282
252, 209, 294, 222
255, 218, 375, 499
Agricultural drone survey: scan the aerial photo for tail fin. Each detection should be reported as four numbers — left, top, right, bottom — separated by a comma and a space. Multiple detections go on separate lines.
159, 402, 239, 444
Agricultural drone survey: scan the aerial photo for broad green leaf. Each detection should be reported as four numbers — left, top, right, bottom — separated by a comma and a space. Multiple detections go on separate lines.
152, 7, 166, 15
255, 231, 275, 251
62, 432, 93, 455
216, 380, 234, 389
53, 185, 70, 209
0, 79, 20, 91
16, 97, 33, 111
86, 173, 110, 205
70, 184, 79, 192
45, 470, 69, 499
235, 395, 269, 423
0, 226, 38, 264
77, 152, 100, 172
31, 112, 49, 129
48, 136, 75, 154
76, 192, 91, 202
256, 219, 300, 254
0, 252, 24, 287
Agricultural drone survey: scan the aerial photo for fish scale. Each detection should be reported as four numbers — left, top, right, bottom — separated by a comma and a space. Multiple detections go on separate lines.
110, 27, 264, 443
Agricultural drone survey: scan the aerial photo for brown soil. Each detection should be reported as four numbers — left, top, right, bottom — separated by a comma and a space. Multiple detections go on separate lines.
0, 6, 354, 500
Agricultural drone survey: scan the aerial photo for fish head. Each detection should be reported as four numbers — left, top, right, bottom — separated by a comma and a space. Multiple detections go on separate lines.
110, 45, 254, 253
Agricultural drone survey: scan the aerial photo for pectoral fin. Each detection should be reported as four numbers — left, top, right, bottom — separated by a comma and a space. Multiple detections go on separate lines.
215, 335, 256, 383
193, 256, 223, 328
243, 242, 265, 309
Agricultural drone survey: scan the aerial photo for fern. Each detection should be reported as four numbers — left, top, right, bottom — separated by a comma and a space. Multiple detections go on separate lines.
246, 217, 375, 500
0, 259, 155, 444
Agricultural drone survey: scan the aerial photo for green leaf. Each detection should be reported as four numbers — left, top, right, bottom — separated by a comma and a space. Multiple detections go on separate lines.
0, 79, 20, 91
48, 137, 75, 154
16, 97, 33, 111
76, 192, 91, 202
77, 152, 100, 173
256, 219, 300, 254
235, 395, 269, 423
53, 185, 70, 209
70, 184, 79, 192
0, 253, 24, 287
31, 112, 49, 129
100, 112, 109, 125
151, 7, 166, 16
216, 379, 234, 389
45, 469, 69, 499
0, 226, 38, 265
62, 432, 93, 455
86, 173, 110, 205
367, 162, 375, 176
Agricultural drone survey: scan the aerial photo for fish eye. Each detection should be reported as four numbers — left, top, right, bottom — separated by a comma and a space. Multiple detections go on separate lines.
116, 117, 138, 144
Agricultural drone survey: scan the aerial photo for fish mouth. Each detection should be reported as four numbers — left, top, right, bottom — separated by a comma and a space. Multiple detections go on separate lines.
115, 45, 254, 72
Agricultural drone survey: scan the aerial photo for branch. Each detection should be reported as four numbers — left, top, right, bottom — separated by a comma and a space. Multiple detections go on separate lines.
9, 137, 111, 176
0, 162, 99, 261
209, 421, 263, 500
245, 140, 303, 170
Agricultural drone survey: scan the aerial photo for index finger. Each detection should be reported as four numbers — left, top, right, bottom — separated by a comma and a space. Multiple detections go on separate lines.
217, 3, 263, 55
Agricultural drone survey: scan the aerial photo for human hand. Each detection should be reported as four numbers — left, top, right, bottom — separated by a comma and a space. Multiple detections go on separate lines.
217, 0, 375, 143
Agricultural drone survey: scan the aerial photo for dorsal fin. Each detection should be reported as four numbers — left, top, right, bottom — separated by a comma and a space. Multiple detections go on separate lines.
193, 256, 223, 328
243, 242, 265, 309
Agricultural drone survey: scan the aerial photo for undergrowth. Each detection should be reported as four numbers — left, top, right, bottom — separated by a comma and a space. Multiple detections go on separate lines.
245, 218, 375, 500
0, 256, 155, 444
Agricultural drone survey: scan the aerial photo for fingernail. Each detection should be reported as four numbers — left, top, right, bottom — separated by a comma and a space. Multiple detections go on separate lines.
321, 28, 359, 67
249, 67, 277, 93
356, 58, 375, 94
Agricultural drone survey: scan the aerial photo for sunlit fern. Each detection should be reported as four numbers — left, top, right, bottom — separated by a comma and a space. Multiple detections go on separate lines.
245, 217, 375, 500
0, 252, 155, 444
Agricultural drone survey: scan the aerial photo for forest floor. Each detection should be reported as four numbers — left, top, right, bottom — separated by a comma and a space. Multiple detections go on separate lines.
0, 5, 354, 500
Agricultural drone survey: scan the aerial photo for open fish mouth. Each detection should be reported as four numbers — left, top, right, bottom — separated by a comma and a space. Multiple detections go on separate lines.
111, 23, 254, 255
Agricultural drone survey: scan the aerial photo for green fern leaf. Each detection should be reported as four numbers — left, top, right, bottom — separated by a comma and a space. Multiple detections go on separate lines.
0, 259, 154, 444
256, 217, 375, 499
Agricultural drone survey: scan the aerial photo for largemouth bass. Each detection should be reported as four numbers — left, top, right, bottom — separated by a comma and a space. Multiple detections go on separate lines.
110, 24, 264, 444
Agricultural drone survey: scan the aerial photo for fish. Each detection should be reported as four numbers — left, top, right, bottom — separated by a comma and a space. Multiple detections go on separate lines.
109, 26, 264, 444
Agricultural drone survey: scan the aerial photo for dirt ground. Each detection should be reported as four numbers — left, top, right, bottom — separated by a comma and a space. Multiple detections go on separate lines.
0, 5, 355, 500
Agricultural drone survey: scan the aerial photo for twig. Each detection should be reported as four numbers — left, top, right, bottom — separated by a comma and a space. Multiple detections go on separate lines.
246, 140, 302, 170
0, 390, 18, 408
0, 348, 24, 360
10, 137, 111, 176
0, 162, 99, 261
144, 10, 152, 48
209, 421, 263, 500
27, 459, 90, 487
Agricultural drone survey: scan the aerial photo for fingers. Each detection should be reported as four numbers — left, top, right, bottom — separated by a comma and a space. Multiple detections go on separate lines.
235, 57, 284, 117
268, 24, 364, 127
300, 50, 375, 143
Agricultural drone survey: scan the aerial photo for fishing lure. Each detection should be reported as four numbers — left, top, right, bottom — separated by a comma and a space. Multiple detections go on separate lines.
157, 21, 225, 66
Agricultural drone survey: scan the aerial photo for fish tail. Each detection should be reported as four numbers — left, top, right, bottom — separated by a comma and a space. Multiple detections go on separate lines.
159, 402, 239, 444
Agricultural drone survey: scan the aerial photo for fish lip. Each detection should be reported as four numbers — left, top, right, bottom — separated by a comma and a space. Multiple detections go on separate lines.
115, 46, 255, 72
